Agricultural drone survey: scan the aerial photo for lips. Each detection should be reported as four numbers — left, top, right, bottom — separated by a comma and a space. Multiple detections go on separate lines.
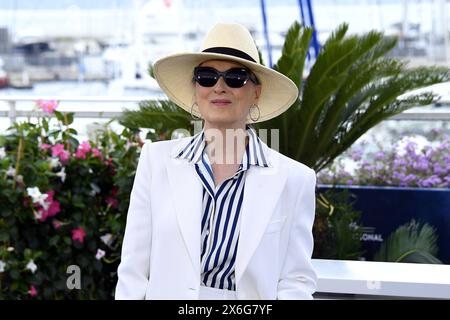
211, 99, 232, 106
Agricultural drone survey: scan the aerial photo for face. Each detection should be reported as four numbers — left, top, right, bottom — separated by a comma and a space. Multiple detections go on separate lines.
194, 59, 261, 129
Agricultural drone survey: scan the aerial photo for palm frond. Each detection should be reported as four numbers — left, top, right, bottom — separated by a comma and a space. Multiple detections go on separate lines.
257, 22, 313, 154
273, 21, 313, 88
374, 219, 442, 263
119, 99, 192, 134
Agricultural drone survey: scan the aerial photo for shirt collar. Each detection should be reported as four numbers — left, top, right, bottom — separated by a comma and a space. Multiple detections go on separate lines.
176, 125, 270, 168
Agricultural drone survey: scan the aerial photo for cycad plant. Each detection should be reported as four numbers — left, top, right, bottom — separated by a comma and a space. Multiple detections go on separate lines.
374, 219, 442, 263
255, 22, 450, 171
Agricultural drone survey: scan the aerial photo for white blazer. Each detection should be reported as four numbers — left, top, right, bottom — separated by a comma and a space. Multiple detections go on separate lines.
115, 137, 317, 300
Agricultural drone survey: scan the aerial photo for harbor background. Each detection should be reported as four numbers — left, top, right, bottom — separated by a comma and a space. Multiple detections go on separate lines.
0, 0, 449, 140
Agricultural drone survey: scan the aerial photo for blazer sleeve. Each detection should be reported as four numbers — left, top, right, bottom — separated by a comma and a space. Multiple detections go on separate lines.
277, 168, 317, 299
115, 142, 153, 300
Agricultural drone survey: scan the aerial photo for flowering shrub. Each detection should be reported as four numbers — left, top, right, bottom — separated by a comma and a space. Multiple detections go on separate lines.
317, 129, 450, 188
0, 101, 142, 299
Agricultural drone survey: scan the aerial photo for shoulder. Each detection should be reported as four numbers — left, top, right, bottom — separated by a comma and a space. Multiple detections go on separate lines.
141, 136, 192, 158
266, 147, 315, 177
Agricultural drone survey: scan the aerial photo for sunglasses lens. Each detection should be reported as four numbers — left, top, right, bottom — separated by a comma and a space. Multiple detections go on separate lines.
194, 67, 251, 88
195, 68, 218, 87
224, 69, 249, 88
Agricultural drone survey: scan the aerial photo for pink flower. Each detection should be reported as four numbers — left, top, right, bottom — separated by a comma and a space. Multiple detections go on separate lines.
36, 100, 58, 114
37, 190, 61, 222
52, 220, 62, 229
72, 227, 86, 244
39, 143, 52, 151
75, 149, 86, 159
111, 186, 119, 197
75, 141, 92, 159
28, 285, 38, 297
51, 144, 70, 162
106, 197, 119, 209
92, 148, 103, 160
95, 249, 106, 260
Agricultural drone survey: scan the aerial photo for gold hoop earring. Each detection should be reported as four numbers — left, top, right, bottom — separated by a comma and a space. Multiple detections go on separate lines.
249, 104, 260, 122
190, 102, 202, 120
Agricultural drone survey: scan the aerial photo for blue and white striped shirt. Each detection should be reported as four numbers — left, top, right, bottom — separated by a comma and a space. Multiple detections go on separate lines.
176, 125, 269, 290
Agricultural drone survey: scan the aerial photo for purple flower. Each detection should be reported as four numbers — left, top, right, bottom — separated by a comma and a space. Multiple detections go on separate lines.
412, 158, 429, 171
374, 151, 385, 160
351, 149, 363, 161
433, 163, 446, 175
418, 175, 442, 188
406, 141, 418, 153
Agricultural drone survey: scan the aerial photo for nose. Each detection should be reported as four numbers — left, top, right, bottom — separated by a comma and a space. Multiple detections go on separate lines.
213, 76, 227, 93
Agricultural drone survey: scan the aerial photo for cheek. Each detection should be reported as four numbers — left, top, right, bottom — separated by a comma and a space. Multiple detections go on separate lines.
195, 85, 212, 101
235, 90, 256, 108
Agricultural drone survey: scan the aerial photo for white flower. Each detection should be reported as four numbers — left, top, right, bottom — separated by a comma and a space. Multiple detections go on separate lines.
89, 183, 101, 196
26, 259, 37, 273
100, 233, 113, 246
16, 175, 23, 184
56, 167, 66, 183
27, 187, 49, 209
7, 247, 14, 252
0, 260, 6, 272
34, 209, 43, 221
0, 147, 5, 159
6, 166, 16, 177
95, 249, 106, 260
49, 157, 61, 169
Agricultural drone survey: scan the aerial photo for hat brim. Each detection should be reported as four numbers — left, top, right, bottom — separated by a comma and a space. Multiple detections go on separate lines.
153, 52, 299, 123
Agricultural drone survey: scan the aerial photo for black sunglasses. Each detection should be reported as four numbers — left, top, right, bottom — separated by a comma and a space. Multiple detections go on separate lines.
193, 66, 259, 88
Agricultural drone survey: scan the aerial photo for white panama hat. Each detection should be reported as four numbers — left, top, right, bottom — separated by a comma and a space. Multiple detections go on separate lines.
153, 23, 299, 123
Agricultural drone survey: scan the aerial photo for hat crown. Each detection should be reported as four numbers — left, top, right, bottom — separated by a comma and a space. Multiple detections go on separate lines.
200, 23, 260, 64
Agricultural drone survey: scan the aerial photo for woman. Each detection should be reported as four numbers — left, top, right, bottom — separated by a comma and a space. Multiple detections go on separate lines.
115, 23, 317, 300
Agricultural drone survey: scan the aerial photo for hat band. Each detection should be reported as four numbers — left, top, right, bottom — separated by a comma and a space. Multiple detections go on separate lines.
202, 47, 257, 63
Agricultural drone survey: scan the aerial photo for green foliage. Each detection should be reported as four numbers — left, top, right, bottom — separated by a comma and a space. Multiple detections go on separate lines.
119, 100, 193, 141
0, 104, 140, 299
374, 219, 442, 263
313, 188, 364, 260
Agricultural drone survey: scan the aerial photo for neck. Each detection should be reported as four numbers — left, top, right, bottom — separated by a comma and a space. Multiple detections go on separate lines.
203, 123, 249, 165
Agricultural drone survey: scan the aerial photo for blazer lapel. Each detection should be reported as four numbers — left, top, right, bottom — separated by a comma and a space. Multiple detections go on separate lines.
166, 143, 203, 278
165, 138, 287, 288
235, 148, 287, 287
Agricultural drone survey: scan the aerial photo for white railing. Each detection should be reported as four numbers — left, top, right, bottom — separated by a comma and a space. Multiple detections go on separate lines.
1, 96, 450, 126
312, 259, 450, 299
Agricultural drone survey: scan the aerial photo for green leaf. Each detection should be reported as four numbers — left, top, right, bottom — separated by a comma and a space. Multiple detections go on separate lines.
63, 237, 72, 246
49, 235, 60, 247
54, 110, 65, 123
374, 219, 442, 264
119, 100, 192, 136
67, 128, 78, 135
66, 113, 74, 125
10, 269, 20, 280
